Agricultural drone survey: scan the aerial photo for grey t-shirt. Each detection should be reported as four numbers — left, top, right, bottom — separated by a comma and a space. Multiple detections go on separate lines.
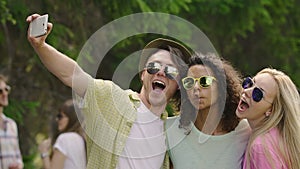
166, 117, 251, 169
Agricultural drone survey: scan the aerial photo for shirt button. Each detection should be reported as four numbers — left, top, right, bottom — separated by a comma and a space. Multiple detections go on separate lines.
126, 121, 132, 127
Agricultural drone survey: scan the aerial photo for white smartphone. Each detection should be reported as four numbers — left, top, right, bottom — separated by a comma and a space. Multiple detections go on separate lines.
29, 14, 48, 37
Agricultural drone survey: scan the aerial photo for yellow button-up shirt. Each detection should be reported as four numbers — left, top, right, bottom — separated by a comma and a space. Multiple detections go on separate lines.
78, 77, 169, 169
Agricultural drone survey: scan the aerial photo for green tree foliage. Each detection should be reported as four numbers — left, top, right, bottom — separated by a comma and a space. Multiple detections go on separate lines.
0, 0, 15, 25
178, 0, 300, 83
0, 0, 299, 168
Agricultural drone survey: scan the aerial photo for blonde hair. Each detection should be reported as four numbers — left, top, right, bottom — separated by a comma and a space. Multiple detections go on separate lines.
245, 68, 300, 169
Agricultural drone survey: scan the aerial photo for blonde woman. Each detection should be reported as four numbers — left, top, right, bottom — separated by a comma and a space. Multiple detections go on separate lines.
236, 68, 300, 169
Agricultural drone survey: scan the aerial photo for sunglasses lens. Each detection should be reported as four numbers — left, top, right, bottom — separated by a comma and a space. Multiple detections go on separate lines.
252, 87, 263, 102
147, 67, 159, 75
199, 76, 213, 88
0, 86, 11, 94
56, 113, 63, 120
165, 66, 178, 80
146, 62, 178, 80
182, 77, 195, 90
242, 77, 253, 89
146, 62, 160, 75
5, 86, 11, 93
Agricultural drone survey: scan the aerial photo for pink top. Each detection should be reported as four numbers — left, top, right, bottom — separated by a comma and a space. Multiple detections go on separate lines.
243, 127, 288, 169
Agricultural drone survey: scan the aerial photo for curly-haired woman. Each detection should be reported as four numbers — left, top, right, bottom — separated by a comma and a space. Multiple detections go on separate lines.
166, 53, 251, 169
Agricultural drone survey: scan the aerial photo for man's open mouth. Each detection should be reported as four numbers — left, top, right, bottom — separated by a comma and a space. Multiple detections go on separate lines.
152, 80, 166, 90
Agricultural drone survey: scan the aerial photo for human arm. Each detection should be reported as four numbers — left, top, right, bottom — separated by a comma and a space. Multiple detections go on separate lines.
8, 143, 24, 169
39, 149, 66, 169
8, 121, 23, 169
38, 139, 51, 169
41, 149, 66, 169
26, 14, 89, 97
8, 162, 23, 169
38, 138, 66, 169
8, 163, 23, 169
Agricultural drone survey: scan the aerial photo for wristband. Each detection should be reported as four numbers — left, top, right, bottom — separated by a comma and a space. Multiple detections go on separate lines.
40, 152, 49, 159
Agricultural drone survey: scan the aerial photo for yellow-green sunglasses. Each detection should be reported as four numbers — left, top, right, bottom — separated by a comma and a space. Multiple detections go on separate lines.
182, 76, 216, 90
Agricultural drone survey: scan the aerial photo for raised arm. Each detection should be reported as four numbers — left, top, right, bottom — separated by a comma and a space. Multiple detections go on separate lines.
26, 14, 89, 97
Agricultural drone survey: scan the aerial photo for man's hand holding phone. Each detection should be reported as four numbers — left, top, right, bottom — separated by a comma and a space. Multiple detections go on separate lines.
26, 14, 53, 48
29, 14, 48, 37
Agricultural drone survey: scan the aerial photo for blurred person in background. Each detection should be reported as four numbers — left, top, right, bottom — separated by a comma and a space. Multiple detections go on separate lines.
38, 99, 86, 169
0, 74, 23, 169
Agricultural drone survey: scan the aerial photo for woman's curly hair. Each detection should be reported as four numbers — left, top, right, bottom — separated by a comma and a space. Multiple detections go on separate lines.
179, 52, 242, 133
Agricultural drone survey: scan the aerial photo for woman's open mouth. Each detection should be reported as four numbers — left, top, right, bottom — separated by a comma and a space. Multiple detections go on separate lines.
237, 99, 249, 112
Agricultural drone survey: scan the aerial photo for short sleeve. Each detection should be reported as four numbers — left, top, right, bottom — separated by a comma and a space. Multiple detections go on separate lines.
53, 134, 69, 156
74, 75, 93, 109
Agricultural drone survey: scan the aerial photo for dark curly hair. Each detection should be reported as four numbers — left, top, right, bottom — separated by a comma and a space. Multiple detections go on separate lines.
179, 52, 242, 134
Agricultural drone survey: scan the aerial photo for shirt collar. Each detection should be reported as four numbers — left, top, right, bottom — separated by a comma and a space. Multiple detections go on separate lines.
128, 91, 168, 120
1, 113, 9, 122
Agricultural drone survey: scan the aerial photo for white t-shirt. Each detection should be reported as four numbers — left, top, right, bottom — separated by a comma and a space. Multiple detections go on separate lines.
166, 117, 251, 169
117, 102, 166, 169
54, 132, 86, 169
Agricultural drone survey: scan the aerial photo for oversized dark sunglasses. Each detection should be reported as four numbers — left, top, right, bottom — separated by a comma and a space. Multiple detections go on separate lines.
242, 77, 272, 104
0, 85, 11, 94
182, 76, 216, 90
146, 62, 179, 80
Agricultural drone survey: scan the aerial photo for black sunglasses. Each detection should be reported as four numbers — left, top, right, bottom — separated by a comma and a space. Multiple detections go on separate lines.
0, 85, 11, 95
56, 113, 65, 120
146, 62, 179, 80
242, 77, 272, 104
182, 76, 216, 90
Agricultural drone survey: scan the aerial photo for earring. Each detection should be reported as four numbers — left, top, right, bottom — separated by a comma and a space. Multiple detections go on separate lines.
265, 112, 270, 117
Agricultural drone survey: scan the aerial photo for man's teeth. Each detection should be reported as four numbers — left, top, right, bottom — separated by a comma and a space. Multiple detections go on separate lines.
153, 80, 166, 90
153, 80, 165, 86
